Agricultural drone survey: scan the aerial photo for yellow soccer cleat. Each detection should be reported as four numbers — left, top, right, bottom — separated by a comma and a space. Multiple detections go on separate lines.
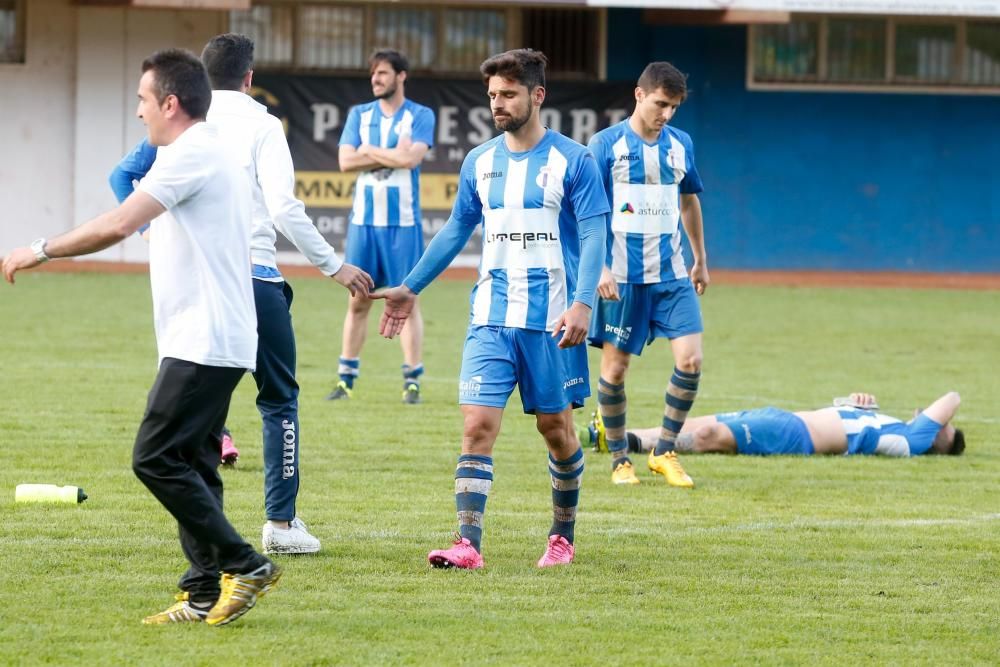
141, 592, 207, 625
205, 561, 282, 627
611, 460, 640, 485
589, 410, 608, 453
648, 450, 694, 488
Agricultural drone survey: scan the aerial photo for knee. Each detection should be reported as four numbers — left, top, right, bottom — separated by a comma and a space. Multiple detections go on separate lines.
463, 413, 496, 447
602, 359, 630, 384
347, 296, 372, 316
535, 414, 569, 446
675, 353, 702, 374
694, 424, 733, 453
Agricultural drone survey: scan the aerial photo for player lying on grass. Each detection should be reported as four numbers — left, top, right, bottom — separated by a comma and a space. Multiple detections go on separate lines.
584, 392, 964, 457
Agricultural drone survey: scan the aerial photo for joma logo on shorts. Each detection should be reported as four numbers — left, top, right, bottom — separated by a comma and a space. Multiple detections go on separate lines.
605, 324, 632, 341
564, 377, 584, 389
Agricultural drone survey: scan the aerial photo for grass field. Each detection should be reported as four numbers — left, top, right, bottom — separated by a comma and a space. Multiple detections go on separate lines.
0, 272, 998, 665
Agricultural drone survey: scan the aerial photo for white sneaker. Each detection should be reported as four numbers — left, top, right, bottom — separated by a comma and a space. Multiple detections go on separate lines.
262, 517, 321, 554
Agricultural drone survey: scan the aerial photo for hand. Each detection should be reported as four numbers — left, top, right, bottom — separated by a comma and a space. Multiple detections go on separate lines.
597, 267, 620, 301
331, 263, 375, 298
2, 247, 43, 285
396, 134, 412, 151
690, 260, 710, 296
551, 301, 591, 349
371, 285, 417, 339
849, 392, 877, 408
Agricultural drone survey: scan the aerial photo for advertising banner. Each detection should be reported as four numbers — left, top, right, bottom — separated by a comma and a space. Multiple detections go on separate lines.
252, 75, 634, 265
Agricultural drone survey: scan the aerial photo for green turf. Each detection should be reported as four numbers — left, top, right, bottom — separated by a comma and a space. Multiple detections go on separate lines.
0, 272, 997, 665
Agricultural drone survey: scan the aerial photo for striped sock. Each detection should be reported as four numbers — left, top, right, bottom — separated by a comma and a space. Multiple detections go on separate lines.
598, 377, 629, 469
402, 363, 424, 390
548, 447, 584, 544
455, 454, 493, 552
338, 357, 360, 389
654, 367, 701, 455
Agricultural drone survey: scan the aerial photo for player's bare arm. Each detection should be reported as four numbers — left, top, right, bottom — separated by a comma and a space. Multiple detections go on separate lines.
338, 143, 384, 172
680, 193, 709, 295
332, 264, 375, 298
597, 266, 620, 301
552, 301, 592, 349
361, 135, 430, 170
373, 284, 418, 339
921, 391, 961, 424
3, 192, 165, 284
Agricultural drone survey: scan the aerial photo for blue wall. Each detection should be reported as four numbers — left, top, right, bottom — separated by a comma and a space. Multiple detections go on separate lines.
606, 10, 1000, 273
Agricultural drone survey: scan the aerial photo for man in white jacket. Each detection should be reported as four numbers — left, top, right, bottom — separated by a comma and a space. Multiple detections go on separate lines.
201, 33, 373, 554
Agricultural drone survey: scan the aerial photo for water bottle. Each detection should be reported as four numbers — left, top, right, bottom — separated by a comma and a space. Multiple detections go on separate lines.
14, 484, 88, 504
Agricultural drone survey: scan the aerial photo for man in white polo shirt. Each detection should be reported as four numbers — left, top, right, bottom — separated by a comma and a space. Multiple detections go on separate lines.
2, 49, 279, 627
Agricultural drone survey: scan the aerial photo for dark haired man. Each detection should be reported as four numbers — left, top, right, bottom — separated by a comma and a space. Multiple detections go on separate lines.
201, 32, 374, 553
587, 392, 966, 457
586, 61, 709, 488
375, 49, 608, 568
2, 49, 279, 626
329, 49, 435, 404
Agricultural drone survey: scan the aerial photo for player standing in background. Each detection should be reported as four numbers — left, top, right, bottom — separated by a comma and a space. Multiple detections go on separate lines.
328, 49, 435, 404
375, 49, 608, 568
586, 61, 709, 488
3, 49, 279, 626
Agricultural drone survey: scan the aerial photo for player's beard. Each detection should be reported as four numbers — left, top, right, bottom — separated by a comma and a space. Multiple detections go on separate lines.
493, 107, 530, 133
373, 82, 398, 100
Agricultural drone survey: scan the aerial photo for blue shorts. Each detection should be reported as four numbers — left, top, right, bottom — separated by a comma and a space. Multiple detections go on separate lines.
458, 325, 590, 414
716, 407, 814, 455
587, 278, 703, 355
345, 224, 423, 289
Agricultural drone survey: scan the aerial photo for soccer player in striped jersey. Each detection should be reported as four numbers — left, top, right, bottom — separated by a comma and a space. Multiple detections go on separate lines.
329, 49, 436, 404
616, 392, 966, 457
586, 62, 708, 488
375, 49, 608, 569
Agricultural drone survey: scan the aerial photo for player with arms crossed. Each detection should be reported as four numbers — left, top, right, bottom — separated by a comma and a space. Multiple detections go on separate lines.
329, 49, 435, 404
3, 49, 279, 626
376, 49, 608, 568
587, 62, 708, 487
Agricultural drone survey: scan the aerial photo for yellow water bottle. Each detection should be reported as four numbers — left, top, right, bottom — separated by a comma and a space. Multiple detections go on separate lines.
14, 484, 88, 504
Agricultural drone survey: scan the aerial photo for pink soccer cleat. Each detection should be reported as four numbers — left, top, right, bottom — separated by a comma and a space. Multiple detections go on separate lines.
220, 429, 240, 466
537, 534, 575, 568
427, 535, 484, 570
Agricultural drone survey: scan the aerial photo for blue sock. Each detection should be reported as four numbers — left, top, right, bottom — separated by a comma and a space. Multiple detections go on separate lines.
338, 357, 359, 389
598, 377, 629, 469
402, 363, 424, 390
654, 367, 700, 455
548, 447, 584, 544
455, 454, 492, 552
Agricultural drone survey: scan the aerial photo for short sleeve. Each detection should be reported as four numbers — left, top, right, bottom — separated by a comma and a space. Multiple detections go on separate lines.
449, 153, 483, 228
905, 413, 945, 456
568, 150, 611, 221
136, 144, 203, 211
411, 106, 435, 148
678, 133, 704, 195
339, 106, 361, 148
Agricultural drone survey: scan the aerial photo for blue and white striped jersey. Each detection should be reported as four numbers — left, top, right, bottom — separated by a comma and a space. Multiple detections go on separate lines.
451, 130, 609, 332
838, 409, 944, 457
588, 120, 703, 284
339, 99, 435, 227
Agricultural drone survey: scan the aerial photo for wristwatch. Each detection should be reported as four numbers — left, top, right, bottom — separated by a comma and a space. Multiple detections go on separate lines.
30, 238, 50, 263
